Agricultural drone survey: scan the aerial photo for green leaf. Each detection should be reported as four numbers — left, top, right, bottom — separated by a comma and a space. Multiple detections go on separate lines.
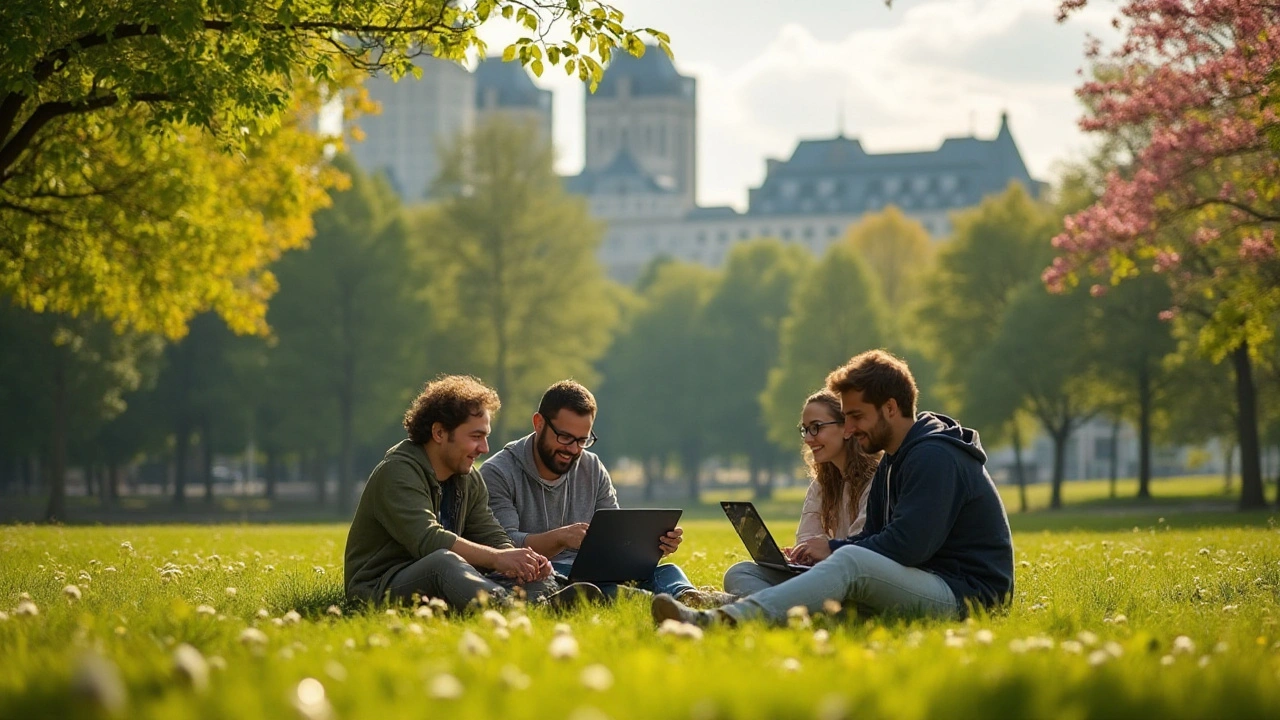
502, 44, 517, 63
531, 59, 544, 77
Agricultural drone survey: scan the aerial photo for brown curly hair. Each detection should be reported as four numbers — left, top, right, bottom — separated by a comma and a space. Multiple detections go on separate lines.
403, 375, 501, 444
826, 349, 917, 417
802, 389, 879, 537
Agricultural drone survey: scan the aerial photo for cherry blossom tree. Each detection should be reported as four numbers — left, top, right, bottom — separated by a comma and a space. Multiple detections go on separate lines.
1048, 0, 1280, 509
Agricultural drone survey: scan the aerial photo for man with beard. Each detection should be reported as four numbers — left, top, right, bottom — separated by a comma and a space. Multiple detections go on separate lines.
652, 350, 1014, 627
344, 375, 604, 611
482, 380, 731, 607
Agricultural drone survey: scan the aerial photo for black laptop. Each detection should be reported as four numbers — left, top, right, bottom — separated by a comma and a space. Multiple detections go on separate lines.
564, 508, 682, 584
721, 501, 812, 574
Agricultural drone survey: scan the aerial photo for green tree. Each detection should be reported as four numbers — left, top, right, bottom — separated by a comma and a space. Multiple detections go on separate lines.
414, 117, 617, 443
596, 262, 718, 500
0, 300, 161, 519
972, 284, 1103, 510
702, 239, 813, 499
1, 0, 668, 337
843, 206, 934, 334
762, 242, 888, 454
916, 184, 1057, 510
262, 155, 424, 514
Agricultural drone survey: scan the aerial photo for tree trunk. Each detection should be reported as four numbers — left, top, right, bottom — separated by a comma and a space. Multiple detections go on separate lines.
1137, 363, 1153, 500
1230, 343, 1266, 510
1109, 418, 1120, 500
44, 355, 68, 522
107, 461, 121, 504
265, 448, 278, 501
201, 422, 215, 504
173, 419, 191, 506
681, 442, 701, 501
23, 455, 36, 495
1011, 422, 1028, 513
1224, 443, 1235, 493
1049, 427, 1068, 511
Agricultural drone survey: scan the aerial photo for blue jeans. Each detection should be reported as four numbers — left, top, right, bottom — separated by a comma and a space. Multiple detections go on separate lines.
552, 560, 694, 600
719, 545, 960, 624
384, 549, 558, 610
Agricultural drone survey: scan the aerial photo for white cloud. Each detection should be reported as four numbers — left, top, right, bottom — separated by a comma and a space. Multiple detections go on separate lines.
478, 0, 1121, 209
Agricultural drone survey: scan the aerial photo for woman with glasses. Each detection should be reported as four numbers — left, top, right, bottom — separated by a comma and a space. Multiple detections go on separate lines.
722, 389, 879, 597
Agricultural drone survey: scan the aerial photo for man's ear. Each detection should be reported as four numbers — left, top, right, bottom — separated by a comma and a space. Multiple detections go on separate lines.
532, 412, 545, 433
431, 421, 446, 444
883, 398, 900, 420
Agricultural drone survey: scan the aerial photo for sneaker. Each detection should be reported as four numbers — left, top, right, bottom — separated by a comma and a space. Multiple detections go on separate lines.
650, 593, 725, 628
677, 587, 738, 609
545, 582, 606, 612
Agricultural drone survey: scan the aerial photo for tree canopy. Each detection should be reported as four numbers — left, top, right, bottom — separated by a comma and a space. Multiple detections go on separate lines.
0, 0, 667, 338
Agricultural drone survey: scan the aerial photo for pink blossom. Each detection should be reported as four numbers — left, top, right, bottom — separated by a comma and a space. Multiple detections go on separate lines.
1239, 232, 1277, 262
1090, 284, 1109, 298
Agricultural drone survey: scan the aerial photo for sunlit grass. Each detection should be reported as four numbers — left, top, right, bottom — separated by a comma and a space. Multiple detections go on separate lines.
2, 508, 1279, 719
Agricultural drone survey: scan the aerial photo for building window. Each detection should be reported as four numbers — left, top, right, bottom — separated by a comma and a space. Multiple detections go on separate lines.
780, 180, 800, 199
739, 229, 749, 239
782, 228, 793, 240
802, 226, 815, 239
828, 226, 840, 237
817, 178, 837, 196
912, 175, 930, 193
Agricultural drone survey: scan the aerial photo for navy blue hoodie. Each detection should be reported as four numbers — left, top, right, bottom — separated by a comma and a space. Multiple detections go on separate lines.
830, 412, 1014, 614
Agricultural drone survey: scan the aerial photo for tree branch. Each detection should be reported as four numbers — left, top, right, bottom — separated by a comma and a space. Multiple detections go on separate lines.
0, 93, 171, 181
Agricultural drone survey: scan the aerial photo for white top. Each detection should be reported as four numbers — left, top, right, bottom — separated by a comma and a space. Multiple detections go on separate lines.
795, 479, 869, 544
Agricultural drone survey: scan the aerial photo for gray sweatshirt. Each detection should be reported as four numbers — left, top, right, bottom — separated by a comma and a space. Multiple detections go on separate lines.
480, 433, 618, 563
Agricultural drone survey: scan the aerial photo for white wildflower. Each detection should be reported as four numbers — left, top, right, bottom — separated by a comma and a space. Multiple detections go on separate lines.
781, 657, 801, 672
482, 609, 508, 629
72, 654, 127, 715
103, 567, 116, 573
225, 587, 237, 597
427, 597, 448, 613
413, 605, 433, 619
1160, 655, 1175, 666
326, 605, 343, 617
1222, 604, 1238, 613
549, 634, 580, 660
1077, 631, 1098, 646
120, 541, 134, 553
1172, 636, 1195, 655
195, 605, 217, 616
458, 631, 490, 657
407, 622, 424, 635
656, 619, 703, 641
580, 664, 613, 691
554, 622, 573, 636
256, 608, 270, 619
1105, 641, 1124, 658
428, 673, 464, 700
172, 644, 210, 692
63, 584, 82, 601
293, 678, 332, 720
821, 599, 843, 615
509, 615, 533, 635
1198, 655, 1211, 668
975, 629, 994, 645
282, 610, 302, 625
1088, 650, 1110, 667
312, 566, 326, 575
239, 628, 268, 646
500, 665, 531, 690
15, 600, 38, 617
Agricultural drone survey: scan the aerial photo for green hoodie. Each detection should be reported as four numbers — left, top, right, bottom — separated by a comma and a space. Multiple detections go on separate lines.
344, 439, 513, 602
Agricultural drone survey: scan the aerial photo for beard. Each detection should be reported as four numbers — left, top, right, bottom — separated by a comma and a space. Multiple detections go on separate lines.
858, 413, 894, 454
536, 428, 580, 476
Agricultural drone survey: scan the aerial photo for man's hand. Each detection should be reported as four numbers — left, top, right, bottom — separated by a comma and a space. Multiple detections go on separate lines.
492, 547, 548, 583
659, 526, 683, 556
556, 522, 590, 551
792, 537, 833, 565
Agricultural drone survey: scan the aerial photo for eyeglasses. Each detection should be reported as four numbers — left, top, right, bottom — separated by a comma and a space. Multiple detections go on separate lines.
545, 418, 598, 449
797, 420, 842, 438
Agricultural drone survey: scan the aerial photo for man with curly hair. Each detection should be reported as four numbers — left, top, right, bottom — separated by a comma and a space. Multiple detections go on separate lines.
344, 374, 604, 611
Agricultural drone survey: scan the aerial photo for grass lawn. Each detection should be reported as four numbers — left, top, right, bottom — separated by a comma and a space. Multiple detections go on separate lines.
2, 490, 1279, 719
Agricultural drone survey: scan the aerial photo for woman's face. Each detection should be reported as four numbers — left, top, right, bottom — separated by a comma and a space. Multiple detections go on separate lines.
800, 402, 848, 466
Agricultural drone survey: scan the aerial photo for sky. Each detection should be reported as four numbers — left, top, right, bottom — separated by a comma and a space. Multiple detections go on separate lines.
477, 0, 1121, 211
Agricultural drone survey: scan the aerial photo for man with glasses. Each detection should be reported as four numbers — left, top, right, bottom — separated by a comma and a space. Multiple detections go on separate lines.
482, 380, 731, 607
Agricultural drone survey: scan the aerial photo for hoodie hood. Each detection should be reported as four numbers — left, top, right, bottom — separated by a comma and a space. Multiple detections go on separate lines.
895, 412, 987, 465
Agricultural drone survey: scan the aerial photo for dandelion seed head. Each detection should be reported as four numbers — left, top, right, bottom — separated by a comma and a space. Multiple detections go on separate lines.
239, 628, 268, 646
482, 609, 508, 629
293, 677, 332, 720
72, 654, 127, 715
549, 634, 580, 660
63, 584, 82, 601
326, 605, 342, 617
172, 644, 210, 692
580, 664, 613, 691
15, 600, 38, 617
1173, 635, 1195, 654
500, 665, 531, 690
458, 630, 490, 657
283, 610, 302, 625
428, 673, 464, 700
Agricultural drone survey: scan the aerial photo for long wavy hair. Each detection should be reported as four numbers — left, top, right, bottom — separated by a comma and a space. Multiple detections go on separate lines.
802, 389, 879, 536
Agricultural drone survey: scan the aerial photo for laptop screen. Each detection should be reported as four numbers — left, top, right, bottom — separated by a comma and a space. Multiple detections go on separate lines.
721, 502, 789, 566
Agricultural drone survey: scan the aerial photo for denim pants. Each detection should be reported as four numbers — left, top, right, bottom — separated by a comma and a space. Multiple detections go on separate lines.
552, 560, 695, 600
723, 560, 796, 597
719, 545, 960, 624
384, 549, 559, 610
